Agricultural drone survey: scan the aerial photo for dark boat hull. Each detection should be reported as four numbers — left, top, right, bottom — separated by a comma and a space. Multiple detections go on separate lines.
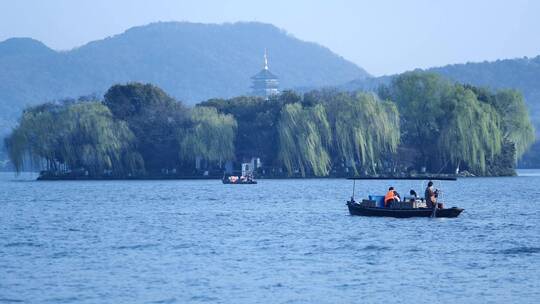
347, 201, 463, 218
222, 179, 257, 184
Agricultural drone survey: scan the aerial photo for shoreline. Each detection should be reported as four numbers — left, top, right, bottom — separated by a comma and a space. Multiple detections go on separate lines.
5, 169, 539, 181
35, 174, 524, 181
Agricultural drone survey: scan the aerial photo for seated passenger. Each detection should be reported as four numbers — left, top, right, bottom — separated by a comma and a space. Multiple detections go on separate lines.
384, 187, 400, 208
409, 189, 418, 203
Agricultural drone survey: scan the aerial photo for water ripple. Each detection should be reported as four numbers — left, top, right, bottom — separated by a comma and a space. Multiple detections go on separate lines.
4, 242, 42, 248
1, 173, 540, 303
496, 246, 540, 255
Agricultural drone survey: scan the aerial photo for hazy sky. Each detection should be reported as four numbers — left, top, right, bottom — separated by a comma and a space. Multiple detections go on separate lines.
1, 0, 539, 76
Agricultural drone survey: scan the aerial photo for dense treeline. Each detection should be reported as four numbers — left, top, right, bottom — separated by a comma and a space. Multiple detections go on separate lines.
5, 73, 535, 178
6, 84, 236, 177
378, 73, 534, 175
6, 102, 137, 176
277, 93, 399, 176
200, 91, 400, 176
436, 57, 540, 169
346, 55, 540, 168
428, 56, 540, 133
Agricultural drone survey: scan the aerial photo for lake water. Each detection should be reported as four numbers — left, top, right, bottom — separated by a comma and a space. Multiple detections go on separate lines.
1, 171, 539, 303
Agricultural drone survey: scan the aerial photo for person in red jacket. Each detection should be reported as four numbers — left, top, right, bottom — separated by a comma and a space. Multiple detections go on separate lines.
384, 187, 401, 208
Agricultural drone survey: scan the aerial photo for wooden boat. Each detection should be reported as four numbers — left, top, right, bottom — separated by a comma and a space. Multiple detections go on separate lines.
346, 176, 464, 218
222, 178, 257, 184
222, 174, 257, 184
347, 200, 463, 218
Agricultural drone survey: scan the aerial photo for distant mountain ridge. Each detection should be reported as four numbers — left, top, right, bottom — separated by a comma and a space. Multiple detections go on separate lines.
0, 21, 369, 135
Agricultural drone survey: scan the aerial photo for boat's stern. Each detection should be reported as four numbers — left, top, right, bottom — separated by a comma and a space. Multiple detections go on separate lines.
437, 207, 464, 218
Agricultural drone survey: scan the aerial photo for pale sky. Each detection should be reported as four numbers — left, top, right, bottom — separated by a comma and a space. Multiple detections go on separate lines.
1, 0, 539, 76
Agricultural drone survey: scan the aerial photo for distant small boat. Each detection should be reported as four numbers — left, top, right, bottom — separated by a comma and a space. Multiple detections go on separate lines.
347, 200, 463, 218
222, 174, 257, 184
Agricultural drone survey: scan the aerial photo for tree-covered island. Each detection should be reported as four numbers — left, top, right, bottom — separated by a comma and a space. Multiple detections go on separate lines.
5, 72, 535, 179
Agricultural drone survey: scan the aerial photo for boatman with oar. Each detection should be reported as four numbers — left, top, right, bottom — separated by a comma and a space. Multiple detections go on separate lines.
425, 181, 443, 209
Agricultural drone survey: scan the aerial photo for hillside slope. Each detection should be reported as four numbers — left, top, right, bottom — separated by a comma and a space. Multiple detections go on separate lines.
0, 22, 368, 135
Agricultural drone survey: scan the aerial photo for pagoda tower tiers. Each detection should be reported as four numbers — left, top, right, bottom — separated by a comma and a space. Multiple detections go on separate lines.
251, 50, 279, 99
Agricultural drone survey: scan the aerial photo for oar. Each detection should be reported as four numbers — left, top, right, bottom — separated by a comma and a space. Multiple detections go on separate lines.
431, 189, 441, 218
349, 179, 356, 203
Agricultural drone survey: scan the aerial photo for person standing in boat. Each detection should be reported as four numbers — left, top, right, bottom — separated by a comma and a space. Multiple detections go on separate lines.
425, 181, 444, 209
384, 187, 401, 208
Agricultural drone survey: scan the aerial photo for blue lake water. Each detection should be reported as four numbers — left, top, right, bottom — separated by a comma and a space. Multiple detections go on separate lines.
1, 171, 539, 303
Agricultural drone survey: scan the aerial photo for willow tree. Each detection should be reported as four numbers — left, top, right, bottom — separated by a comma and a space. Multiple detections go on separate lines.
5, 102, 140, 175
466, 86, 535, 160
437, 88, 503, 173
493, 90, 535, 158
468, 87, 535, 159
62, 103, 142, 175
386, 71, 535, 175
325, 92, 400, 174
387, 72, 454, 171
277, 103, 332, 176
179, 106, 237, 164
5, 103, 60, 172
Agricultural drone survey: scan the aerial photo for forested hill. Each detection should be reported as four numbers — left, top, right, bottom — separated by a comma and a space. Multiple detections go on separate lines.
345, 56, 540, 135
0, 21, 368, 134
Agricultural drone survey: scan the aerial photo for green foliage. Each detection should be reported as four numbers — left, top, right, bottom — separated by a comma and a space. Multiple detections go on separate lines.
485, 140, 517, 176
104, 83, 189, 172
437, 87, 502, 173
322, 92, 400, 174
180, 107, 237, 162
387, 72, 534, 175
387, 72, 453, 168
5, 102, 139, 175
5, 78, 534, 177
274, 92, 400, 176
467, 86, 535, 158
6, 83, 239, 177
277, 103, 332, 176
428, 56, 540, 136
200, 96, 282, 163
348, 56, 540, 167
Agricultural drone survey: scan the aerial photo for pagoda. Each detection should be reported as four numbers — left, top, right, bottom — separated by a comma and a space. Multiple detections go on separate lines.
251, 50, 279, 99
